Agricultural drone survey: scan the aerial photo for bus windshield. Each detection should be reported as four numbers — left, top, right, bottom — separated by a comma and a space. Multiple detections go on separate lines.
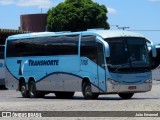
105, 37, 150, 73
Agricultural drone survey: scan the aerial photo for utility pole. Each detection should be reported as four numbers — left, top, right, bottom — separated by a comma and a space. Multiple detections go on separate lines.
118, 26, 130, 31
110, 25, 130, 30
110, 25, 119, 30
41, 8, 42, 14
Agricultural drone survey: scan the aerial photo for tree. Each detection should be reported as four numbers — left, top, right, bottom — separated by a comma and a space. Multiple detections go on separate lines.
47, 0, 110, 32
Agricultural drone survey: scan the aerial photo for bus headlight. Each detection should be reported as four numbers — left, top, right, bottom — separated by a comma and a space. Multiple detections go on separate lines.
144, 79, 152, 83
108, 78, 119, 85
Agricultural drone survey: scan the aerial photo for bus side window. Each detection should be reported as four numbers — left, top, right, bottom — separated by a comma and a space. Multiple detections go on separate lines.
81, 36, 98, 64
97, 42, 105, 69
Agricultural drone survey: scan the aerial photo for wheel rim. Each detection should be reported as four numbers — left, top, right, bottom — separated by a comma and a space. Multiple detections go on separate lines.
85, 85, 92, 97
30, 84, 36, 96
21, 86, 26, 94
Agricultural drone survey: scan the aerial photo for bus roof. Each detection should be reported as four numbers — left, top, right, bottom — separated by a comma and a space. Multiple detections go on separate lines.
7, 30, 145, 40
155, 45, 160, 48
82, 30, 145, 39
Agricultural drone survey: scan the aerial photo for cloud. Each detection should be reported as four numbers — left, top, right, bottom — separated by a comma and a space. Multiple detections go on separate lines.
149, 0, 160, 2
107, 7, 117, 14
16, 0, 52, 8
0, 0, 53, 8
0, 0, 14, 5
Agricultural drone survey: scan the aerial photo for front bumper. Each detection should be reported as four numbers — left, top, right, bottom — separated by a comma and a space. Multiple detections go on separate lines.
106, 81, 152, 93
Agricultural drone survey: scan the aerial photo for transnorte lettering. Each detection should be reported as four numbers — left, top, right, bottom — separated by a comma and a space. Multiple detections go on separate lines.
29, 60, 59, 66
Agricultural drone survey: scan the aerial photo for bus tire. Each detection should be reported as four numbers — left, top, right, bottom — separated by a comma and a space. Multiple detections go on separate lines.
55, 92, 75, 99
20, 82, 29, 98
28, 81, 38, 98
82, 82, 99, 100
118, 93, 134, 99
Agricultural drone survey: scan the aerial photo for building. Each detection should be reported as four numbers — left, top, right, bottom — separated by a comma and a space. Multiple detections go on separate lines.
20, 13, 47, 32
0, 29, 26, 45
0, 13, 48, 44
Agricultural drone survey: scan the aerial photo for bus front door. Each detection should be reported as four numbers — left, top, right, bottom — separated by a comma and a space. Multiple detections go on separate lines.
97, 42, 106, 93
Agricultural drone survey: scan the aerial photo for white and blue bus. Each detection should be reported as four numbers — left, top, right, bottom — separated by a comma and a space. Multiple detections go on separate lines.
0, 45, 5, 87
149, 45, 160, 81
5, 30, 156, 99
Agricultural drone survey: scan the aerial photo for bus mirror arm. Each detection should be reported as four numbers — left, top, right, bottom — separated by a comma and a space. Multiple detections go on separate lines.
147, 39, 157, 57
96, 36, 110, 58
104, 42, 110, 58
151, 45, 157, 57
150, 42, 157, 58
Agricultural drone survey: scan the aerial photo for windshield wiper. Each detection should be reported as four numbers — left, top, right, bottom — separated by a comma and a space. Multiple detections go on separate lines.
114, 63, 130, 72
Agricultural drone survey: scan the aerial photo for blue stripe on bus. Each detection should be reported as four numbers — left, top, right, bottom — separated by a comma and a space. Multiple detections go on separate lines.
90, 83, 105, 93
36, 72, 83, 83
6, 67, 105, 92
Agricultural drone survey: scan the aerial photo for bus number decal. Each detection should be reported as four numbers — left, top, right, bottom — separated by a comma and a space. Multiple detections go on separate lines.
81, 60, 88, 65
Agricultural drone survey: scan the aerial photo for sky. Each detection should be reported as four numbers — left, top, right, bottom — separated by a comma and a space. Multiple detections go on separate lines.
0, 0, 160, 44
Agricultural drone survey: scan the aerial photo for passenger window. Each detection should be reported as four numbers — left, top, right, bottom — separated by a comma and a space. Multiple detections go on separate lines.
6, 35, 79, 57
81, 36, 97, 64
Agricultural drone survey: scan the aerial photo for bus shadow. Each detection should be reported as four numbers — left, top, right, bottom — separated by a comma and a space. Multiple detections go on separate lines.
43, 96, 160, 100
44, 96, 85, 100
98, 97, 160, 100
16, 96, 160, 101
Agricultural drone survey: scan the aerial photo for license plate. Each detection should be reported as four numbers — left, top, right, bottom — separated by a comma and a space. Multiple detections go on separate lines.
128, 86, 136, 90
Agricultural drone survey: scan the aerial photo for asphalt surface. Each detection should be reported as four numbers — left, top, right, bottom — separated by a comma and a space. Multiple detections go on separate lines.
0, 81, 160, 120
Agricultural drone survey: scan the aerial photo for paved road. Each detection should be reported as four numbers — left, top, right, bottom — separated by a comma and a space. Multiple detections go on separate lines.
0, 81, 160, 120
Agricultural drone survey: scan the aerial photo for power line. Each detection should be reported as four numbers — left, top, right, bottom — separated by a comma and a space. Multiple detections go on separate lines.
110, 25, 160, 31
118, 27, 130, 30
128, 30, 160, 31
110, 25, 130, 30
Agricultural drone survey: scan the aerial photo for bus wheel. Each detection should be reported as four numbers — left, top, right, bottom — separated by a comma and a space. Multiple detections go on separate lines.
20, 82, 29, 98
118, 93, 134, 99
28, 81, 37, 98
82, 82, 99, 100
55, 92, 75, 99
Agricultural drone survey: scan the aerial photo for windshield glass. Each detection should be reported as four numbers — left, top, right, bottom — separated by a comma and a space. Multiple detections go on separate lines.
105, 37, 150, 73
